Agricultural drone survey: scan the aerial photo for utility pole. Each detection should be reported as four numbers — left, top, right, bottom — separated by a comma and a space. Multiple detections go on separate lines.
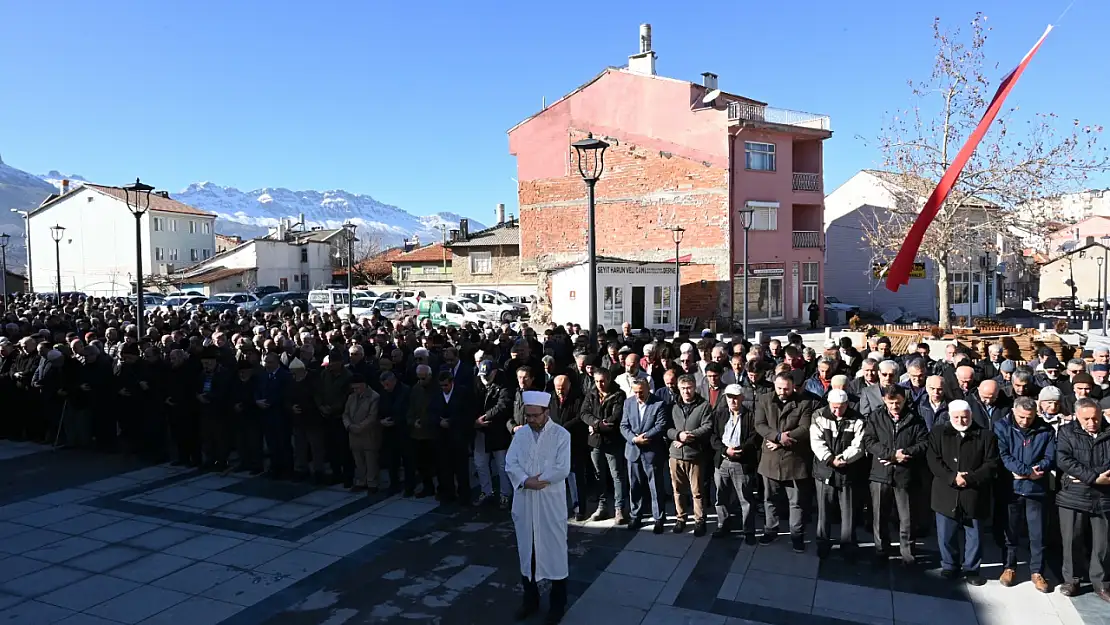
438, 224, 448, 273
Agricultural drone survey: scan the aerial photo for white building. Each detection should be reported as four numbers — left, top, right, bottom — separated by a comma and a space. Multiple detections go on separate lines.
548, 258, 678, 332
824, 170, 1011, 321
168, 238, 333, 295
27, 183, 216, 296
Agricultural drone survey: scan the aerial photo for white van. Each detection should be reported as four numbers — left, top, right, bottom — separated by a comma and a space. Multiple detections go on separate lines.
456, 288, 529, 322
307, 289, 352, 314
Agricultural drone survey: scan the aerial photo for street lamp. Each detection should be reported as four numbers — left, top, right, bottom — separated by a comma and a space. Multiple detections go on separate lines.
343, 222, 357, 320
669, 225, 685, 333
10, 209, 31, 294
121, 178, 154, 340
0, 232, 9, 310
1102, 235, 1110, 336
49, 224, 65, 303
738, 207, 755, 338
1098, 256, 1104, 326
571, 133, 609, 353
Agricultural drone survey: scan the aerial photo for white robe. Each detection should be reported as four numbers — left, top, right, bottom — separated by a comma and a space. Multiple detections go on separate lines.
504, 418, 571, 582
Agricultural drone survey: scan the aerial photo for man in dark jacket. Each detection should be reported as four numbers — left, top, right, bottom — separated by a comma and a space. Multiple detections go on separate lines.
429, 370, 473, 504
738, 361, 773, 415
810, 389, 868, 559
666, 374, 713, 536
620, 378, 669, 533
473, 360, 514, 508
257, 352, 293, 479
697, 362, 727, 413
710, 384, 762, 541
863, 386, 930, 564
552, 374, 589, 520
926, 399, 999, 587
581, 369, 628, 523
860, 360, 899, 417
754, 373, 819, 552
1055, 398, 1110, 601
165, 349, 200, 466
994, 396, 1054, 593
287, 357, 327, 483
378, 371, 413, 495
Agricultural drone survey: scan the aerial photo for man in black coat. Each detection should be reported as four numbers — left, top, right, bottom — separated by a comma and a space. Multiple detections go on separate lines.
926, 399, 999, 587
378, 371, 413, 495
429, 370, 474, 504
552, 374, 589, 521
580, 369, 629, 523
165, 349, 201, 466
473, 360, 514, 508
710, 384, 762, 541
1055, 398, 1110, 601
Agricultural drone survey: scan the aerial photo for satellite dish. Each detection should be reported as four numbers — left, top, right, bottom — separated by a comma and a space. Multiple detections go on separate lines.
702, 89, 721, 104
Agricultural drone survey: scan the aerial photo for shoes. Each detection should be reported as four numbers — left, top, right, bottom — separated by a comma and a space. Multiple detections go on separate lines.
940, 569, 960, 580
474, 492, 493, 507
292, 471, 309, 482
744, 534, 758, 546
817, 543, 831, 559
652, 520, 665, 535
588, 509, 611, 522
499, 495, 511, 510
387, 485, 402, 496
791, 536, 805, 553
999, 568, 1016, 587
965, 572, 986, 587
712, 526, 730, 539
351, 484, 367, 492
1058, 582, 1079, 597
1095, 589, 1110, 604
366, 486, 380, 495
672, 519, 686, 534
415, 488, 430, 499
627, 518, 642, 531
693, 522, 706, 538
901, 553, 915, 566
614, 511, 628, 525
342, 479, 354, 489
1031, 574, 1050, 593
758, 532, 777, 545
544, 607, 565, 625
402, 489, 415, 497
575, 511, 590, 522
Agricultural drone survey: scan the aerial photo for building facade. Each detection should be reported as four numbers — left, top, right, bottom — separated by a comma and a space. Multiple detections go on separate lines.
27, 184, 216, 296
1038, 242, 1110, 305
507, 24, 831, 329
549, 258, 679, 332
166, 238, 332, 294
446, 217, 533, 298
390, 243, 453, 297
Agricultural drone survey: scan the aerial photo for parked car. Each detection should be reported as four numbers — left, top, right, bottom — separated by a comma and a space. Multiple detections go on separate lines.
374, 298, 417, 322
160, 295, 207, 312
307, 289, 352, 314
380, 289, 426, 301
823, 296, 860, 315
201, 292, 259, 314
1039, 297, 1077, 312
253, 286, 282, 298
128, 293, 165, 307
336, 296, 380, 320
418, 297, 499, 328
255, 291, 309, 315
166, 290, 205, 297
457, 288, 529, 322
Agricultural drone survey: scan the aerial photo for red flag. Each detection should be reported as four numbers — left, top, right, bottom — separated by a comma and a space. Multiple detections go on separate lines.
885, 25, 1053, 291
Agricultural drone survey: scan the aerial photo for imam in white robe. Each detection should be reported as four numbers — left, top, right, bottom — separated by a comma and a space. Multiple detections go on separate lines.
505, 418, 571, 582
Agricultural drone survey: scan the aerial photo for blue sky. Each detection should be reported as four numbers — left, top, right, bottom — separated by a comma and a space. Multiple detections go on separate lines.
1, 0, 1106, 221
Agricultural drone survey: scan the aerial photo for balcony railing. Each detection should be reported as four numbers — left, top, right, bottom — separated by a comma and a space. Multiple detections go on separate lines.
727, 101, 831, 131
792, 231, 822, 248
792, 172, 821, 192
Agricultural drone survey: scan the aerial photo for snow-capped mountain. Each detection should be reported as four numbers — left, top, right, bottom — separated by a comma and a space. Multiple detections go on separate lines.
173, 182, 485, 246
0, 155, 58, 267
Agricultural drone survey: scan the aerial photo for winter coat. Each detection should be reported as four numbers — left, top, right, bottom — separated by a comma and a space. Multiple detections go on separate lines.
378, 383, 411, 439
429, 386, 473, 446
1054, 419, 1110, 516
861, 408, 930, 488
476, 380, 514, 452
738, 377, 773, 415
343, 389, 381, 450
967, 391, 1012, 432
709, 404, 761, 471
993, 415, 1056, 498
753, 389, 820, 481
551, 390, 589, 463
803, 375, 831, 400
315, 368, 353, 422
406, 382, 435, 441
927, 422, 999, 521
285, 373, 322, 427
810, 406, 869, 487
580, 387, 627, 452
666, 395, 713, 462
915, 397, 949, 432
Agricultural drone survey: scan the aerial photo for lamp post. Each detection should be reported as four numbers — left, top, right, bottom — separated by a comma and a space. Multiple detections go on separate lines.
738, 207, 755, 338
9, 209, 31, 294
571, 133, 609, 353
0, 233, 9, 310
49, 224, 65, 303
669, 225, 685, 333
121, 179, 154, 340
1098, 256, 1104, 326
1102, 235, 1110, 335
343, 222, 357, 321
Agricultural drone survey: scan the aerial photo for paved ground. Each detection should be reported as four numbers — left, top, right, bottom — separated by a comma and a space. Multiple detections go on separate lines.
0, 440, 1104, 625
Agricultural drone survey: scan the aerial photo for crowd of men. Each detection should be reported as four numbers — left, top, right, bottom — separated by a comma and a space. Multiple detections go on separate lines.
1, 292, 1108, 605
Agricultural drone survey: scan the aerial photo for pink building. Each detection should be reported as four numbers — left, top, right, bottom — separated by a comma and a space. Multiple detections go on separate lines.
508, 24, 833, 329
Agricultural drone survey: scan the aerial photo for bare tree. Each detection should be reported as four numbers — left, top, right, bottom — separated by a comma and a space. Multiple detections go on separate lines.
862, 13, 1107, 329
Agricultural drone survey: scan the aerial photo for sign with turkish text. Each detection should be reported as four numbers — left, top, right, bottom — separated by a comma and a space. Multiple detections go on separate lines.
597, 265, 676, 275
873, 262, 926, 279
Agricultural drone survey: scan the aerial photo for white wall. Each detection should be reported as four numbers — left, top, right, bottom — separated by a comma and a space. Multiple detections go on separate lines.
149, 211, 216, 272
550, 262, 678, 331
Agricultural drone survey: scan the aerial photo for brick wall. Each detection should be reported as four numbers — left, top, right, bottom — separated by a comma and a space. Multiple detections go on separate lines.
517, 130, 731, 323
451, 246, 534, 288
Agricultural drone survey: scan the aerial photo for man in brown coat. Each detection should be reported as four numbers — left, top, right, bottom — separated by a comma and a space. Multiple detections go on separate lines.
343, 374, 382, 492
754, 373, 820, 553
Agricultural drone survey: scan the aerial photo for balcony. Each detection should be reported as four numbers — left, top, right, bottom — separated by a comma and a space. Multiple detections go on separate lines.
792, 231, 822, 249
792, 172, 821, 192
727, 101, 831, 131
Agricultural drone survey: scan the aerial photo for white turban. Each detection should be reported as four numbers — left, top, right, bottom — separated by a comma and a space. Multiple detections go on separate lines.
827, 389, 849, 404
522, 391, 551, 408
949, 399, 972, 415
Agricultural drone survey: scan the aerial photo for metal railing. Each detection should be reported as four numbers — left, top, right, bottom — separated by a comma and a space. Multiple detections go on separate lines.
792, 231, 822, 248
792, 172, 821, 192
728, 101, 831, 131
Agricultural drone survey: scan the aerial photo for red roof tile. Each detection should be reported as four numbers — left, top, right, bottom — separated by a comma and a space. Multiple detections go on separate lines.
85, 184, 216, 217
392, 243, 449, 264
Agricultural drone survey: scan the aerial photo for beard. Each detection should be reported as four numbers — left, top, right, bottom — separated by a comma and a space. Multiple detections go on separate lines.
951, 420, 971, 433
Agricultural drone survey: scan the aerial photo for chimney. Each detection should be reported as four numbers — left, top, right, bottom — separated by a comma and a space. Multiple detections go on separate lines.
496, 203, 506, 225
701, 72, 718, 90
61, 179, 70, 195
449, 229, 460, 242
459, 218, 469, 241
628, 24, 657, 76
155, 190, 169, 198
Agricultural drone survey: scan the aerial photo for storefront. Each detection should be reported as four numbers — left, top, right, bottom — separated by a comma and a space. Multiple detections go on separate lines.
733, 263, 787, 325
549, 259, 678, 332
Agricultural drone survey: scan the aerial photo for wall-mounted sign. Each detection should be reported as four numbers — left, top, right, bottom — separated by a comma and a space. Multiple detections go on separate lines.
872, 262, 926, 279
569, 290, 576, 300
597, 265, 676, 275
751, 268, 784, 277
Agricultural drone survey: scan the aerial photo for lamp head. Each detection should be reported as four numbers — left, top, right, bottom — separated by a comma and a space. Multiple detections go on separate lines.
0, 233, 8, 249
50, 224, 66, 242
121, 178, 154, 216
571, 133, 609, 182
669, 225, 685, 245
739, 208, 755, 230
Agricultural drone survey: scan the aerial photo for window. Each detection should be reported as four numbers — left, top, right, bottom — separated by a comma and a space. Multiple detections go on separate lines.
950, 272, 981, 305
802, 262, 819, 304
602, 286, 624, 326
744, 142, 776, 171
652, 286, 673, 326
400, 266, 411, 281
300, 273, 309, 286
190, 248, 198, 262
153, 217, 164, 232
300, 248, 308, 263
170, 219, 178, 232
446, 302, 463, 315
169, 248, 179, 261
189, 221, 196, 234
155, 247, 164, 261
746, 202, 779, 231
470, 251, 493, 275
202, 222, 211, 234
202, 249, 211, 260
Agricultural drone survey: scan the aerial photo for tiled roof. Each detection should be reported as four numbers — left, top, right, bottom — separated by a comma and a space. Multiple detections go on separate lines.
85, 184, 216, 217
180, 266, 250, 284
447, 221, 520, 248
289, 228, 343, 243
392, 243, 449, 264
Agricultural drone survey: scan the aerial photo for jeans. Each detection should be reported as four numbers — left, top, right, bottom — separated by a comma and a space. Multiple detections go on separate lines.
1060, 506, 1110, 589
936, 513, 982, 573
590, 447, 628, 514
628, 456, 666, 522
1004, 495, 1045, 573
474, 431, 510, 497
764, 477, 812, 538
870, 482, 914, 557
715, 460, 760, 533
817, 481, 859, 547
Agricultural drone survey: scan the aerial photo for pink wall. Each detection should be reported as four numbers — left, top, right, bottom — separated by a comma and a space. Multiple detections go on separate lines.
1047, 217, 1110, 252
508, 70, 729, 181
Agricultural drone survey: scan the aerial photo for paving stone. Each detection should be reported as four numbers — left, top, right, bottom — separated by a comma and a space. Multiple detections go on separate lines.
163, 534, 244, 560
68, 545, 148, 573
0, 599, 75, 625
150, 561, 242, 595
1, 565, 89, 597
38, 574, 140, 611
86, 586, 188, 624
109, 552, 195, 583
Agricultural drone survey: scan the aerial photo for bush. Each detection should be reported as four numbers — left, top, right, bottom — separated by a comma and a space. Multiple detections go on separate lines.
928, 326, 945, 339
848, 314, 863, 330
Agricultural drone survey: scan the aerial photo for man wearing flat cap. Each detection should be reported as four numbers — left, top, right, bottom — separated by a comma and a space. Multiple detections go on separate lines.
505, 390, 571, 624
